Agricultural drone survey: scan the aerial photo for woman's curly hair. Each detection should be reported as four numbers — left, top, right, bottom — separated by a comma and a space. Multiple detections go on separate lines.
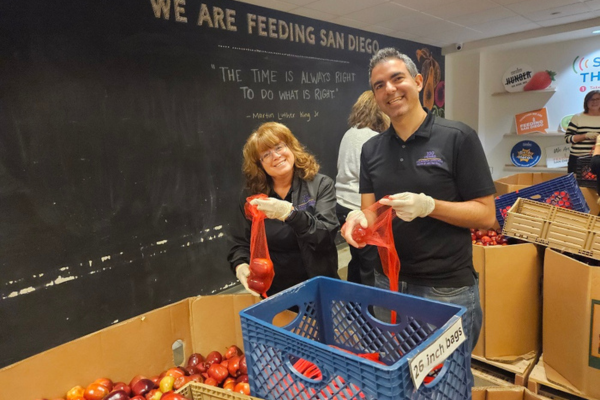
242, 122, 320, 194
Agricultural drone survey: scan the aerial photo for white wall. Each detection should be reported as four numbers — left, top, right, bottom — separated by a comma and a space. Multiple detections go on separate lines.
446, 35, 600, 180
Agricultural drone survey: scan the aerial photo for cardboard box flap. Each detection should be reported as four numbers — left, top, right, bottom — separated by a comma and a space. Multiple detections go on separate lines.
543, 360, 581, 394
543, 249, 591, 389
472, 243, 542, 359
472, 386, 546, 400
494, 173, 565, 196
189, 294, 257, 357
543, 248, 600, 398
0, 298, 192, 399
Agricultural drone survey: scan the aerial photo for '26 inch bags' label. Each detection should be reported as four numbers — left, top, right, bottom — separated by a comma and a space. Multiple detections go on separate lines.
408, 316, 465, 389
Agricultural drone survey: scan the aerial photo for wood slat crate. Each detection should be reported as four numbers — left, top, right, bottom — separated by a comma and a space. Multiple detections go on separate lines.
503, 198, 600, 261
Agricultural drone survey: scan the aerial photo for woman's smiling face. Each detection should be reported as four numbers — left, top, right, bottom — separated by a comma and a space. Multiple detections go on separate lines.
259, 142, 295, 180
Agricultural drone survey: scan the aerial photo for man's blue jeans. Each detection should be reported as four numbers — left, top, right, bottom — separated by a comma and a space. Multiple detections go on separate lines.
373, 270, 482, 354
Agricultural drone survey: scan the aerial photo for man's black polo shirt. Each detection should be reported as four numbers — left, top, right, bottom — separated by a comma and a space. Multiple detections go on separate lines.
360, 110, 495, 287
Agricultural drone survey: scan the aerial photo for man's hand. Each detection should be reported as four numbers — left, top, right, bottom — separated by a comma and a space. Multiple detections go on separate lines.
341, 210, 368, 248
250, 197, 294, 221
235, 263, 261, 297
379, 192, 435, 222
585, 131, 599, 140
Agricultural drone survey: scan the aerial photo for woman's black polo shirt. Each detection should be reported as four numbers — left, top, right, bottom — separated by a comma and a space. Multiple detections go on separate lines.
359, 110, 495, 287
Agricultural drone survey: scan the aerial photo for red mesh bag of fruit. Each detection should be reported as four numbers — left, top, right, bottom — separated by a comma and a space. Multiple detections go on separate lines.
345, 196, 400, 322
244, 194, 275, 298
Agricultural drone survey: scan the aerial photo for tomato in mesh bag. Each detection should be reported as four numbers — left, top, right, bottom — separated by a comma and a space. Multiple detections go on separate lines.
245, 194, 275, 297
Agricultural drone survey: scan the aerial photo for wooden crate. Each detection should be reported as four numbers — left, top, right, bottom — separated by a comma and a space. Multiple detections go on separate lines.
471, 354, 538, 387
528, 356, 598, 400
503, 198, 600, 260
178, 382, 262, 400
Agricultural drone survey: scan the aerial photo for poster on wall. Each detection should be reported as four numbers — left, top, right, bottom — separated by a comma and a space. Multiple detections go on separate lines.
515, 108, 549, 134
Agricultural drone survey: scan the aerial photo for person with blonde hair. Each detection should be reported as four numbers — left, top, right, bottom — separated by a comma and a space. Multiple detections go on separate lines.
335, 90, 389, 285
228, 122, 339, 296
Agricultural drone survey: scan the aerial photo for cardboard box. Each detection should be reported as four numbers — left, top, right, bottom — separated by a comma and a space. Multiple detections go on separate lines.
472, 386, 546, 400
472, 243, 543, 360
543, 248, 600, 399
494, 173, 565, 196
0, 294, 260, 400
581, 186, 600, 215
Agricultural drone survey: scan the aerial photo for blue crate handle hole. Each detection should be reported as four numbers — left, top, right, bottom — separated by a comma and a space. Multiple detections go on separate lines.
286, 353, 326, 383
364, 304, 403, 327
271, 306, 301, 328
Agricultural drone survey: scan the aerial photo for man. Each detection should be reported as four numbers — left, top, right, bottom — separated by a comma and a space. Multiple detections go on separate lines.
341, 48, 496, 354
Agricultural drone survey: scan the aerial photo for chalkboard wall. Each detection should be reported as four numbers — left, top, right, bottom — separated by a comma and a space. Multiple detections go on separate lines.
0, 0, 444, 367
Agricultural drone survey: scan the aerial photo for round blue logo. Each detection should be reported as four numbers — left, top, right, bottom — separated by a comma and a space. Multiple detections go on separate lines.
510, 140, 541, 167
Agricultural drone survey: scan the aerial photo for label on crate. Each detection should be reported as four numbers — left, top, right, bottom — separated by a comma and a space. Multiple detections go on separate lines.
408, 317, 465, 389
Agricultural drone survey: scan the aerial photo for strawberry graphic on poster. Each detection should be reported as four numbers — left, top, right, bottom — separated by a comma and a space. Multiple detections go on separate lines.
524, 70, 556, 91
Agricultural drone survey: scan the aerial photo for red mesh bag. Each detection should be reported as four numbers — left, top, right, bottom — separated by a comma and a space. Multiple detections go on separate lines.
245, 194, 275, 298
345, 197, 400, 322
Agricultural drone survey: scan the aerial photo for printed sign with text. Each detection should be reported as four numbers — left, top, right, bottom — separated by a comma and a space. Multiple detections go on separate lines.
546, 144, 569, 168
408, 316, 465, 389
515, 108, 549, 135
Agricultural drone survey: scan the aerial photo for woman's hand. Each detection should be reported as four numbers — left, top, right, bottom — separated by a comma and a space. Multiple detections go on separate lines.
585, 131, 599, 140
235, 263, 261, 297
250, 198, 294, 221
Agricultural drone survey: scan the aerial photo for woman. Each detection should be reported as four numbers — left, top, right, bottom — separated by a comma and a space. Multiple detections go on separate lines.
565, 90, 600, 173
335, 90, 389, 286
228, 122, 339, 296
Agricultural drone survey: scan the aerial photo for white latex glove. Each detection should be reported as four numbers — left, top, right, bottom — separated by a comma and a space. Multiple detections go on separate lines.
585, 131, 599, 140
379, 192, 435, 222
250, 197, 294, 221
341, 210, 368, 248
235, 263, 261, 297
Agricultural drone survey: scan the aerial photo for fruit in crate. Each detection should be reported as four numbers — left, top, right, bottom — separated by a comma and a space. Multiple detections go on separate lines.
470, 228, 507, 246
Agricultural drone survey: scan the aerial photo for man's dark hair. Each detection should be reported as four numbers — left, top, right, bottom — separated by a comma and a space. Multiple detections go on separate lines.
368, 47, 418, 85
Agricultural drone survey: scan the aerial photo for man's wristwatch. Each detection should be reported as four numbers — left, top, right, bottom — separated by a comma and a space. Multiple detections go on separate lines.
286, 207, 297, 221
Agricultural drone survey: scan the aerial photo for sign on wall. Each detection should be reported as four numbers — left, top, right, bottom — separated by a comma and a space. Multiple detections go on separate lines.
515, 108, 549, 135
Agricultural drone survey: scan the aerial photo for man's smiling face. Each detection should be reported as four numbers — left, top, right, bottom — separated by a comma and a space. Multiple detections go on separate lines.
370, 58, 423, 122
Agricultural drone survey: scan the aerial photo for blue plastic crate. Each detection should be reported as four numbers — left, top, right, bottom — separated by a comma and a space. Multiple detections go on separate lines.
240, 277, 471, 400
495, 172, 589, 228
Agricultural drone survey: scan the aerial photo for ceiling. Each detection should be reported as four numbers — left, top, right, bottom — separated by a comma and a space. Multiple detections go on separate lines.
236, 0, 600, 52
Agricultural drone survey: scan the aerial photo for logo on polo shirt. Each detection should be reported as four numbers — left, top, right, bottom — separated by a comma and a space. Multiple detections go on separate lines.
297, 194, 315, 210
416, 151, 443, 166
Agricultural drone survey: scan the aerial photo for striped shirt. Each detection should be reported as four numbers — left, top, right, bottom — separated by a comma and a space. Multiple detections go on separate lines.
565, 112, 600, 157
